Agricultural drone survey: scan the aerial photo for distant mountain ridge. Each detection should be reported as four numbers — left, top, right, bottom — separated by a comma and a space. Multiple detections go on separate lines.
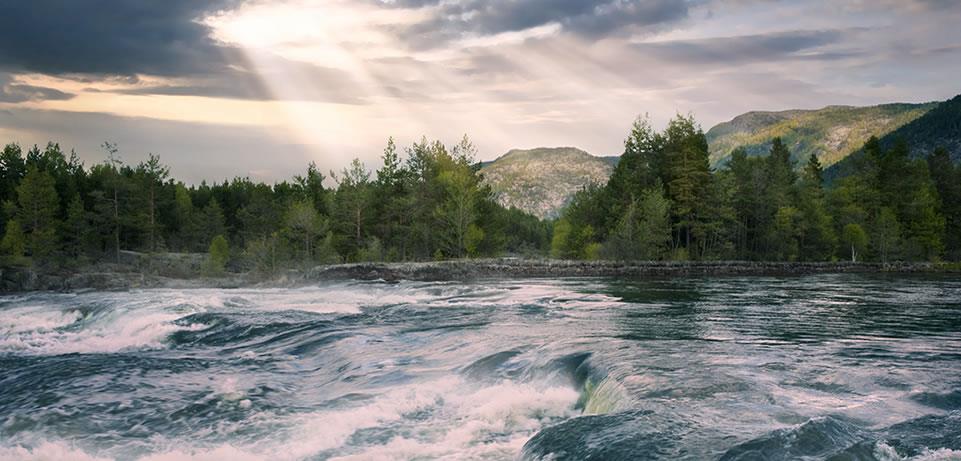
482, 95, 959, 220
480, 147, 612, 219
706, 102, 938, 167
827, 94, 961, 179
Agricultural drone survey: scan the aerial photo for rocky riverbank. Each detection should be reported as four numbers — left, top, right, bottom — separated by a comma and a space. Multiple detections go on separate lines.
305, 259, 949, 282
2, 258, 956, 293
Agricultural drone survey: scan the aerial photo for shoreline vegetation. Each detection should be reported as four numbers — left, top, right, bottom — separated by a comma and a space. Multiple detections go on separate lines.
1, 108, 960, 286
2, 256, 958, 293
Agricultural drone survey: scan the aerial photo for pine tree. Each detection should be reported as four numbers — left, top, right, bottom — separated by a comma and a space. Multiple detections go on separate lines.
16, 166, 60, 263
661, 114, 711, 255
136, 154, 169, 252
797, 154, 836, 260
928, 147, 961, 260
200, 199, 227, 247
61, 193, 90, 261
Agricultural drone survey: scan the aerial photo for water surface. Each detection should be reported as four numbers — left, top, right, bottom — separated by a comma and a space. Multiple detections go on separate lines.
1, 274, 960, 460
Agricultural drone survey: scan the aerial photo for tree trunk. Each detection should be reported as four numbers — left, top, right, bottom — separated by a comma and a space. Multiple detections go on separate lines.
149, 185, 155, 252
114, 187, 120, 264
355, 208, 362, 244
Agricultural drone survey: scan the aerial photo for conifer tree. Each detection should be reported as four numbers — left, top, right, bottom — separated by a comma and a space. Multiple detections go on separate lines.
15, 166, 60, 263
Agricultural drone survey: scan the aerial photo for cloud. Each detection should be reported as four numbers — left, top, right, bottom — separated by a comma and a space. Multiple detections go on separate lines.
0, 1, 241, 77
0, 1, 369, 103
0, 73, 75, 103
385, 0, 695, 47
631, 30, 850, 64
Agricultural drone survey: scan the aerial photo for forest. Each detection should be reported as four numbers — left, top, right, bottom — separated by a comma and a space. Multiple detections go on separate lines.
554, 115, 961, 263
0, 136, 549, 274
1, 113, 959, 275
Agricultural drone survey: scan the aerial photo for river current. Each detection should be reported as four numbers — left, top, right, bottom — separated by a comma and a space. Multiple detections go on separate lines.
1, 274, 960, 460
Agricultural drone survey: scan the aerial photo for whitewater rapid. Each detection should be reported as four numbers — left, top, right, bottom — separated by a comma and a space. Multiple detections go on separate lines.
1, 275, 960, 460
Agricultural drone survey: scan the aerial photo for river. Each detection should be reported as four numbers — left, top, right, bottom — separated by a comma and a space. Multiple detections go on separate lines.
1, 274, 960, 460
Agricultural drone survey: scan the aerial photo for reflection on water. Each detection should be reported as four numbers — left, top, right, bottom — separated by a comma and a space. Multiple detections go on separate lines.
0, 274, 959, 460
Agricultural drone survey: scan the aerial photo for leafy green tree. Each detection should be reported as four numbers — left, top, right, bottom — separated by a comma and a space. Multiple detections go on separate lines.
436, 163, 480, 258
244, 232, 282, 276
332, 158, 372, 258
465, 224, 485, 258
604, 187, 671, 260
842, 223, 868, 262
875, 207, 901, 263
204, 234, 229, 275
1, 219, 27, 265
284, 199, 326, 262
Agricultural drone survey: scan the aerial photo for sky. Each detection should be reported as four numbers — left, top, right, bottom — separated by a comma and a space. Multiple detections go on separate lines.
0, 0, 959, 184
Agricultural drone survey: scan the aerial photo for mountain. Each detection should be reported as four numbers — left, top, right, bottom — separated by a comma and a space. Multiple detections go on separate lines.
706, 102, 938, 168
480, 147, 613, 219
826, 94, 961, 179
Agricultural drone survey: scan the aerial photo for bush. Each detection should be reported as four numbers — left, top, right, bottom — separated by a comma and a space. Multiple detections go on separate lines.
1, 219, 27, 266
204, 234, 229, 275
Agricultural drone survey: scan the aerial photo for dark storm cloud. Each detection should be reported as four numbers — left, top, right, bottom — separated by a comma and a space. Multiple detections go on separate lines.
632, 30, 849, 64
0, 73, 75, 103
0, 1, 241, 77
384, 0, 695, 47
0, 1, 365, 103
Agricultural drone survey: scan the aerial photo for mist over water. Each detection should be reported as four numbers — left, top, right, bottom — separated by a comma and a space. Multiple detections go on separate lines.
1, 275, 960, 460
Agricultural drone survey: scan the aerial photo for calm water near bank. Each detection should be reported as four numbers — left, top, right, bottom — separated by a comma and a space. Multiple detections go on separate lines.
1, 274, 960, 460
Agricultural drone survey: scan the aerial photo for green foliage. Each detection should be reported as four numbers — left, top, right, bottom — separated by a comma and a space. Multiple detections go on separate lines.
1, 219, 27, 265
708, 102, 937, 168
465, 224, 485, 258
15, 166, 60, 264
204, 235, 229, 275
603, 187, 671, 260
842, 223, 868, 262
928, 148, 961, 260
558, 111, 956, 263
2, 108, 958, 271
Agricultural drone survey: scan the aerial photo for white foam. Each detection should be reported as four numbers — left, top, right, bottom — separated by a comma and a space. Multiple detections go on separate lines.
875, 441, 961, 461
0, 306, 206, 355
0, 441, 112, 461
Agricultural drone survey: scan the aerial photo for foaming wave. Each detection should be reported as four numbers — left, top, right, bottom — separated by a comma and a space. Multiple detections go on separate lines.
0, 304, 83, 334
875, 442, 961, 461
0, 305, 206, 355
0, 375, 578, 461
0, 441, 111, 461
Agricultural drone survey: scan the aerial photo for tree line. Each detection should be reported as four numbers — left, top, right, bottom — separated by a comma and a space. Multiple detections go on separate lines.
554, 114, 961, 263
2, 113, 959, 273
0, 136, 550, 273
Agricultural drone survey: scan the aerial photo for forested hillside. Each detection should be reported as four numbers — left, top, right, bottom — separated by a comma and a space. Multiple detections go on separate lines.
706, 102, 936, 167
0, 137, 550, 273
554, 113, 961, 262
828, 94, 961, 180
